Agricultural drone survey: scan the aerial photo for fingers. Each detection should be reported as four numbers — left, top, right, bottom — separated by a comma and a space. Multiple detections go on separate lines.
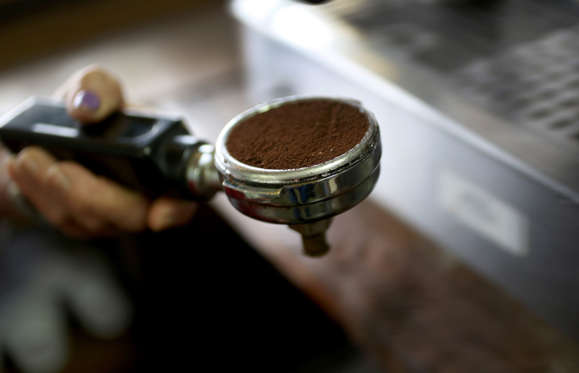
7, 147, 149, 237
7, 147, 69, 224
59, 65, 124, 124
7, 148, 94, 237
8, 145, 198, 237
56, 163, 149, 232
148, 197, 197, 232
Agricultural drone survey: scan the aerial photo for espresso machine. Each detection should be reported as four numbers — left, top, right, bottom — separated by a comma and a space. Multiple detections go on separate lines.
231, 0, 579, 339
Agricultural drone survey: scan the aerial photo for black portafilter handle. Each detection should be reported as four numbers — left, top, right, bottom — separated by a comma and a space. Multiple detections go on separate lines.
294, 0, 332, 3
0, 99, 218, 200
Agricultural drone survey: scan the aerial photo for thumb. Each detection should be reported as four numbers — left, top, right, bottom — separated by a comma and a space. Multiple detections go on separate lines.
63, 66, 124, 124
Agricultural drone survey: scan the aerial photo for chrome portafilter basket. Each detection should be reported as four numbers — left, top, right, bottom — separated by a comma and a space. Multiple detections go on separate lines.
210, 97, 382, 256
0, 96, 381, 257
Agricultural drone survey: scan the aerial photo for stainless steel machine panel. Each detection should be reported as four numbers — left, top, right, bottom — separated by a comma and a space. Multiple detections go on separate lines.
232, 0, 579, 340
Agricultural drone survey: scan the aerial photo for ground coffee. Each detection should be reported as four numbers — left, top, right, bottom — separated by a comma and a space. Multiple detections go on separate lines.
226, 99, 369, 170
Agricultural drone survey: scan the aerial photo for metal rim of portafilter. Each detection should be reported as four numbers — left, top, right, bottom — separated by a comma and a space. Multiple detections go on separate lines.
205, 96, 382, 257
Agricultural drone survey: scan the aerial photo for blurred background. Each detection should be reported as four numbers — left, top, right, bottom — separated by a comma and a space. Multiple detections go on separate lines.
1, 0, 579, 372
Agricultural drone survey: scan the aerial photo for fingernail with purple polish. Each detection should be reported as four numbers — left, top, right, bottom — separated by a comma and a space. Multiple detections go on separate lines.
73, 90, 100, 112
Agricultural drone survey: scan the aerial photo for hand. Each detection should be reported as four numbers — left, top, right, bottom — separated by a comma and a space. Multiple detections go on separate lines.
5, 66, 196, 238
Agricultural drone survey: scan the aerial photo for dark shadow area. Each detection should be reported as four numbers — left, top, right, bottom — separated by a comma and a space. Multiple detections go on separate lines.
121, 205, 371, 372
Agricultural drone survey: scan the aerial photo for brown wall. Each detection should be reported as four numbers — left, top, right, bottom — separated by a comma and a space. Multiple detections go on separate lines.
0, 0, 210, 70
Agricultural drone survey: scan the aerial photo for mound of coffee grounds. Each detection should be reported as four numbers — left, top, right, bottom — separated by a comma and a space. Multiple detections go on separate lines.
226, 99, 369, 170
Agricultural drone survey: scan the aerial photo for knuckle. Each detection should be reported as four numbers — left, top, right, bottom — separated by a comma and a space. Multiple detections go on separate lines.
43, 165, 69, 189
44, 164, 60, 180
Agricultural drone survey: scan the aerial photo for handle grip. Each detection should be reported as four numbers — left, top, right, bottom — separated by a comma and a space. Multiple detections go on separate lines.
0, 98, 202, 199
